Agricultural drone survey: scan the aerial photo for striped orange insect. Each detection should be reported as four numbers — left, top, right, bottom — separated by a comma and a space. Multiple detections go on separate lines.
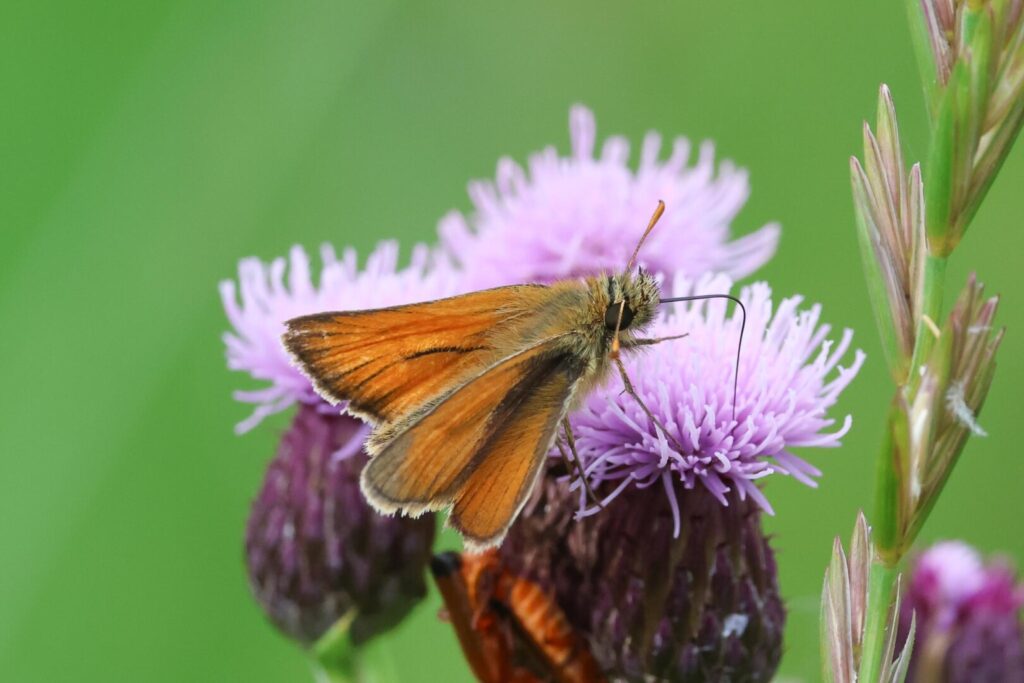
283, 202, 745, 549
431, 549, 605, 683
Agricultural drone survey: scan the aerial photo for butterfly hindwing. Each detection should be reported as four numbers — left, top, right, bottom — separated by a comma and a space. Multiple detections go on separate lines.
359, 338, 582, 547
448, 353, 580, 549
283, 286, 542, 424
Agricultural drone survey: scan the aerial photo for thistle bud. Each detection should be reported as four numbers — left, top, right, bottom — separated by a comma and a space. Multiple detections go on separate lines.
899, 541, 1024, 682
500, 469, 784, 682
244, 405, 435, 646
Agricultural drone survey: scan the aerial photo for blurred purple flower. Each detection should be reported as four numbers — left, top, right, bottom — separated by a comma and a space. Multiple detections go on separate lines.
899, 541, 1024, 682
439, 105, 780, 288
567, 273, 864, 533
219, 241, 458, 434
246, 405, 435, 646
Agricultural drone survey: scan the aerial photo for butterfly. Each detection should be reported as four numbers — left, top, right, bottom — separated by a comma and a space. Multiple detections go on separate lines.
283, 202, 744, 550
431, 549, 605, 683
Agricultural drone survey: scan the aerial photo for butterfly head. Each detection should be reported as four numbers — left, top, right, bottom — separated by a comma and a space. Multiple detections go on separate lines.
603, 269, 660, 336
602, 198, 664, 339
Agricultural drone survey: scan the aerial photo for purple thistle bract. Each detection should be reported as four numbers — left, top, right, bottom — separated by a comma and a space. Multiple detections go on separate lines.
246, 405, 435, 645
566, 273, 864, 532
439, 105, 780, 288
502, 470, 785, 682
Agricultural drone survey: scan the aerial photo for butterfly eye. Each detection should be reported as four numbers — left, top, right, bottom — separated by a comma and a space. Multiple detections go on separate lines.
604, 302, 635, 330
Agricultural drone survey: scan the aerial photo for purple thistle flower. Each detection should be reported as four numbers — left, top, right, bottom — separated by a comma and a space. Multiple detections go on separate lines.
899, 541, 1024, 682
222, 243, 453, 650
486, 273, 859, 680
501, 471, 785, 682
566, 273, 865, 532
219, 241, 458, 434
246, 405, 436, 646
438, 105, 780, 288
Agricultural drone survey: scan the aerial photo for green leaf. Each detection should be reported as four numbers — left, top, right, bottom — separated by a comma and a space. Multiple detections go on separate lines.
949, 5, 995, 240
879, 577, 913, 683
857, 561, 899, 683
873, 398, 906, 558
311, 610, 363, 683
907, 253, 949, 386
822, 537, 856, 683
848, 511, 872, 649
924, 65, 961, 255
890, 612, 916, 683
963, 38, 1024, 226
820, 574, 837, 683
904, 0, 943, 115
965, 5, 994, 118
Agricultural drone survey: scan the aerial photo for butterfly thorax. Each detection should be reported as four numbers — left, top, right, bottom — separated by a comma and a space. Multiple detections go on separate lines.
484, 272, 652, 399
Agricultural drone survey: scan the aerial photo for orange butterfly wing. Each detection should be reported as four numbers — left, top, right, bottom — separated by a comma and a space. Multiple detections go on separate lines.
359, 340, 582, 548
447, 357, 578, 548
282, 286, 542, 424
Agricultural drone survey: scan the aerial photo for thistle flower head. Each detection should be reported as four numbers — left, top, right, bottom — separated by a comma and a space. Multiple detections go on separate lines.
219, 242, 458, 433
566, 274, 864, 532
439, 105, 779, 288
245, 405, 436, 646
907, 542, 1022, 629
501, 473, 785, 682
899, 541, 1024, 682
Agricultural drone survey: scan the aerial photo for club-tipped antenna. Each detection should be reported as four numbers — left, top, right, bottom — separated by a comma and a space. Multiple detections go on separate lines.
658, 293, 747, 426
611, 201, 666, 358
626, 199, 665, 274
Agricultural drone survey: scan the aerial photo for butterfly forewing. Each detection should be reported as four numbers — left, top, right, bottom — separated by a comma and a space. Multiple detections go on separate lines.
283, 286, 542, 423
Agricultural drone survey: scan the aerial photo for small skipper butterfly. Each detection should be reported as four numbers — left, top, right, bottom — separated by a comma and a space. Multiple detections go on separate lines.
283, 202, 744, 550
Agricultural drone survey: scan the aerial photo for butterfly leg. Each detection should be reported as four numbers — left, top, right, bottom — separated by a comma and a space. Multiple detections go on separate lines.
612, 357, 687, 454
556, 420, 603, 509
621, 332, 689, 348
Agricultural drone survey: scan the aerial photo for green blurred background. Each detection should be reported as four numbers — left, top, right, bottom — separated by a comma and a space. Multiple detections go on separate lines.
2, 1, 1021, 680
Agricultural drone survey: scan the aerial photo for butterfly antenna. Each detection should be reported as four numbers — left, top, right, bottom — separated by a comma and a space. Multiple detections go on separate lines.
611, 201, 666, 358
658, 293, 747, 426
626, 200, 665, 273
